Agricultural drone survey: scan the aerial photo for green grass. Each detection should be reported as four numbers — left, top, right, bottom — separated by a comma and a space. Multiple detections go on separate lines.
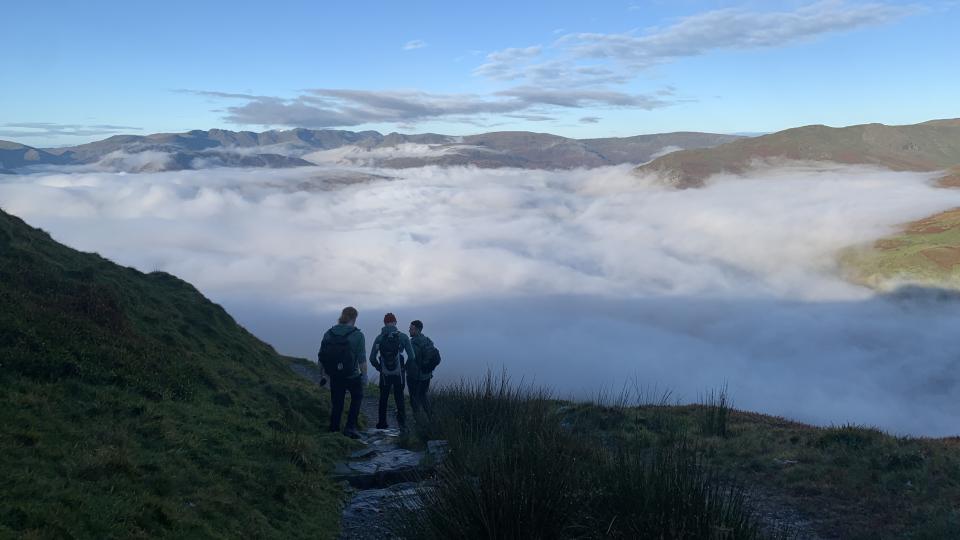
0, 208, 349, 539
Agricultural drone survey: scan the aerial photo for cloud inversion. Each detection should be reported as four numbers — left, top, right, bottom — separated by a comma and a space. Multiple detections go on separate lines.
2, 160, 959, 436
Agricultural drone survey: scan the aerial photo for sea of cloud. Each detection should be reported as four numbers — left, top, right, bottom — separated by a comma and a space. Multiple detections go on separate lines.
2, 161, 959, 435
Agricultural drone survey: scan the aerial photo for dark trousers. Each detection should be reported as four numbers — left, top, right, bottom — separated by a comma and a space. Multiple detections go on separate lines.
407, 378, 432, 418
329, 376, 363, 432
378, 374, 406, 428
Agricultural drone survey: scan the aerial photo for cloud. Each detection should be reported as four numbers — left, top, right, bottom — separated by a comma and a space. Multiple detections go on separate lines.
0, 122, 142, 139
3, 162, 960, 436
496, 87, 668, 109
198, 87, 671, 128
403, 39, 427, 50
563, 1, 911, 69
580, 116, 601, 124
504, 113, 556, 122
478, 1, 912, 87
473, 45, 542, 79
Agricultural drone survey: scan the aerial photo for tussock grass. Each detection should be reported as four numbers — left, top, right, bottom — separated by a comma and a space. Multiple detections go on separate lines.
700, 386, 731, 438
392, 373, 770, 539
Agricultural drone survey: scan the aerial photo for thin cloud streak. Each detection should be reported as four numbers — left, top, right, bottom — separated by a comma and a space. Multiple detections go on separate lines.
479, 1, 913, 87
0, 122, 143, 139
196, 87, 673, 128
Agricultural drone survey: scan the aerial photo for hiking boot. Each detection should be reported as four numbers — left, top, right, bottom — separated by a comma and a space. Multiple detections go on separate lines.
343, 428, 362, 440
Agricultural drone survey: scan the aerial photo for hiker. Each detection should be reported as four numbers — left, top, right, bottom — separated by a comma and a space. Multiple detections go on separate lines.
408, 320, 441, 419
369, 313, 416, 429
318, 306, 367, 439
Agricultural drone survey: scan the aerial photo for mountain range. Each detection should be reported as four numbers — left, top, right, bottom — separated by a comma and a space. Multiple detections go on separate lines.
635, 119, 960, 188
0, 129, 741, 173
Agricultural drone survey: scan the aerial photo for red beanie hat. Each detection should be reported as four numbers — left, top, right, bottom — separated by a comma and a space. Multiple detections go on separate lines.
384, 312, 397, 324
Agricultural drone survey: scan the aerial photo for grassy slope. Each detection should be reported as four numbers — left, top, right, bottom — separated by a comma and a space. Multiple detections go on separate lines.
635, 119, 960, 188
561, 403, 960, 539
842, 168, 960, 289
0, 209, 349, 539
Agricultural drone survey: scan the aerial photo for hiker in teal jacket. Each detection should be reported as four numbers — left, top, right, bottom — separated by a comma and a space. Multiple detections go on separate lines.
369, 313, 415, 429
319, 306, 367, 439
408, 320, 439, 418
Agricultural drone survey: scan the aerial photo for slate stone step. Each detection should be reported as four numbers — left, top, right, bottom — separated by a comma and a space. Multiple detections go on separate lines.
332, 447, 429, 489
339, 481, 437, 539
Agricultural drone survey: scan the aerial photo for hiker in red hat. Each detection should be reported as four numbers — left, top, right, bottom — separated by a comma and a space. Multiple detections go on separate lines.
369, 312, 416, 429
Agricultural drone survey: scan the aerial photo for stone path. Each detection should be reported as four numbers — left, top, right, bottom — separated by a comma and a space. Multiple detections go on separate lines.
334, 390, 446, 539
287, 365, 445, 538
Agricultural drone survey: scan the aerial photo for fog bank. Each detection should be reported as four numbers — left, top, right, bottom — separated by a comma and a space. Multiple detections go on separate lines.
2, 162, 959, 435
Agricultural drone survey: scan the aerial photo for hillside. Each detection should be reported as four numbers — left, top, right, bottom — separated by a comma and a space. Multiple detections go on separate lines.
0, 208, 348, 538
635, 119, 960, 188
842, 199, 960, 290
0, 141, 68, 172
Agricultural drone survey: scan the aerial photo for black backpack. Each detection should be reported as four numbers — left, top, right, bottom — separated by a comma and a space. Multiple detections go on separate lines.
318, 328, 358, 379
420, 344, 442, 373
378, 331, 402, 373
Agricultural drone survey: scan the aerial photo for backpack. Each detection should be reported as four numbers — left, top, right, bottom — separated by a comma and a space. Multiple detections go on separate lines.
420, 344, 442, 373
378, 331, 402, 374
318, 328, 358, 379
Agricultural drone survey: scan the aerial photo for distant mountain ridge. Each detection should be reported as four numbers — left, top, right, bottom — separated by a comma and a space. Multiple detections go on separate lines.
0, 128, 741, 172
635, 118, 960, 188
0, 140, 71, 172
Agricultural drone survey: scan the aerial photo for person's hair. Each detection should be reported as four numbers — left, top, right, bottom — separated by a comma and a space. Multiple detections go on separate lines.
384, 312, 397, 325
411, 320, 423, 331
338, 306, 359, 324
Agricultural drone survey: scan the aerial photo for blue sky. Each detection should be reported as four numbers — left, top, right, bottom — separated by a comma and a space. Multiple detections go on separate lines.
2, 0, 957, 146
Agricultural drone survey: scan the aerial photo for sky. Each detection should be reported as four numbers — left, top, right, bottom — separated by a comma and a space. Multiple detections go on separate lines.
2, 0, 958, 147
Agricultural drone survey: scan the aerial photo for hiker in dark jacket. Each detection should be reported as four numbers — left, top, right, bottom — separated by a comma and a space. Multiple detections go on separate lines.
369, 313, 415, 429
318, 306, 367, 439
408, 320, 440, 418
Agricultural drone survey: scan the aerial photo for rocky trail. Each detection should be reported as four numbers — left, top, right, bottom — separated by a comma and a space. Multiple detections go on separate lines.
332, 396, 448, 540
288, 364, 445, 539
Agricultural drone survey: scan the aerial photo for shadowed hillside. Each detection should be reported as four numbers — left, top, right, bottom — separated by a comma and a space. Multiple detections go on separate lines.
636, 119, 960, 188
0, 141, 69, 172
0, 208, 347, 538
